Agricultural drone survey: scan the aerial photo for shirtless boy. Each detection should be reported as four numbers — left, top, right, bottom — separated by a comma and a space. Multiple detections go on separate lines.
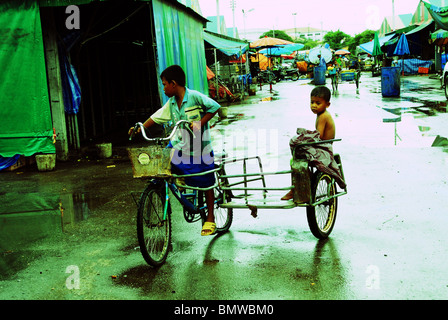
281, 86, 335, 201
310, 86, 335, 141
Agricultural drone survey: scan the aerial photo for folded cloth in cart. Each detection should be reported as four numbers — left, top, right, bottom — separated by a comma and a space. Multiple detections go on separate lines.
289, 128, 346, 189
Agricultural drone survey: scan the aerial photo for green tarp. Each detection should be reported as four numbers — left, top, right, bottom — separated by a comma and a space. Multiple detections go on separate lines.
203, 30, 248, 57
424, 1, 448, 30
0, 0, 55, 157
152, 0, 208, 103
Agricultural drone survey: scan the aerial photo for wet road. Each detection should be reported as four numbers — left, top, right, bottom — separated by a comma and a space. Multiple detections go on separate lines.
1, 72, 448, 301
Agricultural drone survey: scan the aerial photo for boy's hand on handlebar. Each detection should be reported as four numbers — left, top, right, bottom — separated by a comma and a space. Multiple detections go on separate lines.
128, 126, 141, 136
190, 121, 201, 133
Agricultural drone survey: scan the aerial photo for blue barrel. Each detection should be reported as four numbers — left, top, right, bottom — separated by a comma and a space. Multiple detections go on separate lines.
381, 67, 401, 97
314, 66, 326, 85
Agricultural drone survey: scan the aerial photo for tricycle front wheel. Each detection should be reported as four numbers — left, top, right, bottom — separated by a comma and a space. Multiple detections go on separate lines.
137, 182, 171, 267
306, 171, 338, 239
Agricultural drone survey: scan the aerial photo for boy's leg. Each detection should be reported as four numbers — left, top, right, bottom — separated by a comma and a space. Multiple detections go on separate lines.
205, 189, 214, 221
201, 189, 215, 235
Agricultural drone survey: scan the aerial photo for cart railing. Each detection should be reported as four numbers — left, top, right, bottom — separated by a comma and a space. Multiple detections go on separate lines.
216, 155, 296, 209
217, 138, 347, 210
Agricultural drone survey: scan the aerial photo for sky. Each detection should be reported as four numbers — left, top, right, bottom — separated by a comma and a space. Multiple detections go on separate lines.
197, 0, 421, 39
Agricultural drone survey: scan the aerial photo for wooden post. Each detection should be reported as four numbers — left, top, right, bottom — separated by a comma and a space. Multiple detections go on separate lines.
41, 8, 69, 161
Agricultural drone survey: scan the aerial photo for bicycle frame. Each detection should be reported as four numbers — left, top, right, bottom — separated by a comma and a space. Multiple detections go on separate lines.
130, 120, 225, 220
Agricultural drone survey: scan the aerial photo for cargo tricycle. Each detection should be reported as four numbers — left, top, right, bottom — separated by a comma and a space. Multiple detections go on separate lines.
129, 120, 347, 267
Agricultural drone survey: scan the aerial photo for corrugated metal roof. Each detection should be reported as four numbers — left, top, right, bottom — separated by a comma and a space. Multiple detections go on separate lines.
38, 0, 208, 24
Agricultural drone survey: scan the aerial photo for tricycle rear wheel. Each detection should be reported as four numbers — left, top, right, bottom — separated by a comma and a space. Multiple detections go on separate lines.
306, 171, 337, 239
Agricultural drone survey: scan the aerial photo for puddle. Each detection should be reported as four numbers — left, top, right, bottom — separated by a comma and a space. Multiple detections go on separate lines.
216, 113, 255, 126
393, 100, 448, 118
0, 192, 93, 248
0, 192, 95, 278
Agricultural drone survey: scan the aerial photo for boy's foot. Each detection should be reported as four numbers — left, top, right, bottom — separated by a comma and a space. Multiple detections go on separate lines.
281, 190, 293, 201
201, 222, 216, 236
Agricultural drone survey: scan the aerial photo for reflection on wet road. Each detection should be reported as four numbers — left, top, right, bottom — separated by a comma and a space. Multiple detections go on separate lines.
0, 192, 94, 278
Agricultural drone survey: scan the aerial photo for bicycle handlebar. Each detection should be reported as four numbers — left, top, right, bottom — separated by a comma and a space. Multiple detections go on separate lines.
129, 120, 195, 142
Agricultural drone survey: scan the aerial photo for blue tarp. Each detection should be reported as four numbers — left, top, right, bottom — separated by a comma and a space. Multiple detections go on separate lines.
58, 32, 81, 115
359, 34, 395, 55
394, 59, 433, 75
0, 155, 20, 171
259, 43, 305, 56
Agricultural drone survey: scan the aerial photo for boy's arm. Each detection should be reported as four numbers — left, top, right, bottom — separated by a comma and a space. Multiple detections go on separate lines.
315, 114, 327, 139
191, 111, 218, 132
146, 101, 171, 127
190, 91, 221, 131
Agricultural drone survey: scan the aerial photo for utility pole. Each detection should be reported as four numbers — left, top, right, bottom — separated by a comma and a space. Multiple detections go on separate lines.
216, 0, 220, 34
242, 8, 254, 40
392, 0, 395, 31
292, 13, 297, 41
230, 0, 236, 38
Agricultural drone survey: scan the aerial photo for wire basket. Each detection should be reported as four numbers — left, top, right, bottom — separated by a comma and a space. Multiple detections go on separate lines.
127, 146, 171, 178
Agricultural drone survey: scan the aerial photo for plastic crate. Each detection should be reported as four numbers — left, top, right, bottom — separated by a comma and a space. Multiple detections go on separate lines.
418, 67, 429, 74
341, 72, 355, 81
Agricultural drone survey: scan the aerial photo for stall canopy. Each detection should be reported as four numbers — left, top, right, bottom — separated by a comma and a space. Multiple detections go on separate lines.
358, 33, 396, 55
0, 0, 55, 158
423, 1, 448, 30
431, 28, 448, 45
203, 30, 249, 57
382, 20, 435, 57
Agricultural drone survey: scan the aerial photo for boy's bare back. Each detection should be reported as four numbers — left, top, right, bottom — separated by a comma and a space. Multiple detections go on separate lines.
316, 110, 335, 141
310, 86, 335, 141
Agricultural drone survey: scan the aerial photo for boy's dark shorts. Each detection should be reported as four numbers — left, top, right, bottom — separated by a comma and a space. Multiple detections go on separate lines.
168, 145, 216, 188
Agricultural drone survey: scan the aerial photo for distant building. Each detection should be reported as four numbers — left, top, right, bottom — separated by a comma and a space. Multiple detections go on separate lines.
243, 28, 271, 42
284, 27, 327, 42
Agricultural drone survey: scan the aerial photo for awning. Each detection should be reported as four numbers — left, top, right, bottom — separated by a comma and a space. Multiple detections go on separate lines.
431, 28, 448, 40
358, 34, 395, 55
407, 20, 434, 35
203, 30, 249, 57
382, 20, 434, 56
423, 1, 448, 30
384, 21, 433, 47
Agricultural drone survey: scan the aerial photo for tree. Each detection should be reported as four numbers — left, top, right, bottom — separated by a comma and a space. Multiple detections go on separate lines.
323, 30, 351, 50
297, 37, 319, 50
260, 30, 294, 42
346, 30, 376, 54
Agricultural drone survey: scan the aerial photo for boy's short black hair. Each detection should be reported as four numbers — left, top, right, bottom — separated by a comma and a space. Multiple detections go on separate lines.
160, 65, 186, 87
311, 86, 331, 102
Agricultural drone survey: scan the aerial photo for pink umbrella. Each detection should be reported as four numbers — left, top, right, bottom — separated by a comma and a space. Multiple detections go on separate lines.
250, 36, 293, 49
335, 49, 350, 55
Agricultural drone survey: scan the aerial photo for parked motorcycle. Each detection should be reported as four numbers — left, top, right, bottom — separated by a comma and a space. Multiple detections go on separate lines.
257, 64, 299, 84
257, 69, 275, 84
273, 64, 299, 81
